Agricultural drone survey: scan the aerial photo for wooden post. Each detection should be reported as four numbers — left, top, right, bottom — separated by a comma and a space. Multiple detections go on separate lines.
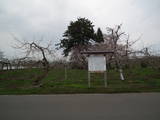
65, 65, 67, 80
64, 57, 68, 81
88, 71, 91, 88
104, 71, 107, 88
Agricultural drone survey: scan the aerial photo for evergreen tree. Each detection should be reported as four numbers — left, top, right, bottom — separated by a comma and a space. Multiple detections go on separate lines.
95, 28, 104, 43
56, 17, 95, 56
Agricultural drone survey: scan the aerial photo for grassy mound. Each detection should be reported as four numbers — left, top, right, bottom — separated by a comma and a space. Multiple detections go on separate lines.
0, 68, 160, 94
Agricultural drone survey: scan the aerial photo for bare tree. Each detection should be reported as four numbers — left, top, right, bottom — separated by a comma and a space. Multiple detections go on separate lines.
70, 45, 88, 69
132, 46, 160, 69
0, 50, 12, 70
0, 58, 12, 70
106, 24, 126, 80
12, 35, 54, 71
12, 57, 31, 69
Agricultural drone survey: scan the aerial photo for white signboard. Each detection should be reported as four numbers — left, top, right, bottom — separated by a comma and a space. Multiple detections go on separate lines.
88, 55, 106, 72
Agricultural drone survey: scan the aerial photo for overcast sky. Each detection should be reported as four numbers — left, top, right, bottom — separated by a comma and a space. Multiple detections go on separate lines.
0, 0, 160, 58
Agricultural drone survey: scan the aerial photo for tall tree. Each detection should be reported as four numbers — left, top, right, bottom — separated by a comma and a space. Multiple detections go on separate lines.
95, 28, 104, 43
56, 17, 95, 56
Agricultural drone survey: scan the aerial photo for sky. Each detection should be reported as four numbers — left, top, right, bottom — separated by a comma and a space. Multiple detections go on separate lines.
0, 0, 160, 58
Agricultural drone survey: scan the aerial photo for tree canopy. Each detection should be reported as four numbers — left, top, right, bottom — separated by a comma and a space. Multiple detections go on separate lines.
57, 17, 96, 56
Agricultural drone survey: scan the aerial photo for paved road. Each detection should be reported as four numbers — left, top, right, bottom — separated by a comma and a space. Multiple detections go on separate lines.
0, 93, 160, 120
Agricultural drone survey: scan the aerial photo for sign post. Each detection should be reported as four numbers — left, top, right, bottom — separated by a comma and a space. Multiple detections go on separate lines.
81, 51, 113, 88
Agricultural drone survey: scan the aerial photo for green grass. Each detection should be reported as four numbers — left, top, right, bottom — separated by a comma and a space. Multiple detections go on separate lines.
0, 67, 160, 94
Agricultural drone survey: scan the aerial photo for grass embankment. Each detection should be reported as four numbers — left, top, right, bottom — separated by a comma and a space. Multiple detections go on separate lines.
0, 68, 160, 94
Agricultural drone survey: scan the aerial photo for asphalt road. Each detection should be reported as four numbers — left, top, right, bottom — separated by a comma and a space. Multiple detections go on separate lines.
0, 93, 160, 120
